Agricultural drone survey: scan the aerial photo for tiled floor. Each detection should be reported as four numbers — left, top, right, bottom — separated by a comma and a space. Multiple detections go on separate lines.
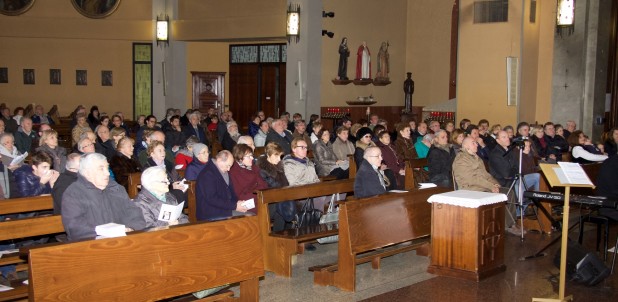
239, 217, 617, 302
361, 224, 618, 302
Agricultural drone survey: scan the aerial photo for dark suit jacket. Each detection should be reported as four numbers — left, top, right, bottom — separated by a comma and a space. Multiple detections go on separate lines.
196, 160, 238, 221
265, 131, 293, 155
354, 160, 387, 198
488, 145, 517, 187
182, 125, 209, 146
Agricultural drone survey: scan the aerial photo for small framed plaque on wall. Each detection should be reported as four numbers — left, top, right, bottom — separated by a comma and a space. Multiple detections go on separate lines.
76, 70, 87, 86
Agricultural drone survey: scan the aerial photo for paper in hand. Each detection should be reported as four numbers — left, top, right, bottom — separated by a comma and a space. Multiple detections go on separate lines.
158, 201, 185, 222
241, 198, 255, 210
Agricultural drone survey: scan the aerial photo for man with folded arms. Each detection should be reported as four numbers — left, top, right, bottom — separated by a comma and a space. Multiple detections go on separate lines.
62, 153, 147, 241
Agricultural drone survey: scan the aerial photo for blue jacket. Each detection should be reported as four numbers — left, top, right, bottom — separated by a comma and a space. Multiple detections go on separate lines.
13, 165, 51, 198
185, 157, 207, 181
195, 160, 238, 221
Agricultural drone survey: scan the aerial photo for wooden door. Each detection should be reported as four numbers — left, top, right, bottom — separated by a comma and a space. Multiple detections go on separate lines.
191, 72, 225, 116
260, 64, 284, 120
229, 63, 286, 131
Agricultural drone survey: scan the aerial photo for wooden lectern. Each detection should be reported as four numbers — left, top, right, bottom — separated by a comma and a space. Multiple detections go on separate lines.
427, 190, 508, 281
532, 163, 595, 302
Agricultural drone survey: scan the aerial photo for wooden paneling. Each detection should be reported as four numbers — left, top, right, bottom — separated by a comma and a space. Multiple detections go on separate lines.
319, 106, 424, 130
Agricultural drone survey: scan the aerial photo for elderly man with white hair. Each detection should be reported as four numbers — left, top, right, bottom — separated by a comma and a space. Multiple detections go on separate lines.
221, 121, 241, 151
61, 153, 147, 241
265, 119, 294, 155
182, 111, 209, 146
354, 146, 388, 198
134, 166, 189, 228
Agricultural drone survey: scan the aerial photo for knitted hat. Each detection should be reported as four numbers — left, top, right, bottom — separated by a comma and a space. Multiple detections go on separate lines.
356, 127, 373, 139
192, 143, 208, 157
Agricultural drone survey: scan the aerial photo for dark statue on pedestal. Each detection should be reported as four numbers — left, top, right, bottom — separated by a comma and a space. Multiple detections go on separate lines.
404, 72, 414, 112
338, 37, 350, 80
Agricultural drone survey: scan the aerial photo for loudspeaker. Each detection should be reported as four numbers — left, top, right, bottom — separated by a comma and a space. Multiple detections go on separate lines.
554, 240, 610, 286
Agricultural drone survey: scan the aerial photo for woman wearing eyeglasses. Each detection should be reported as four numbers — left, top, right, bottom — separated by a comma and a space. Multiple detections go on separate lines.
229, 144, 268, 215
134, 166, 189, 228
143, 140, 185, 203
353, 127, 376, 168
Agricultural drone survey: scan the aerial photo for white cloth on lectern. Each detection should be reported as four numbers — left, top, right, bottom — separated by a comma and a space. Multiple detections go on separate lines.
427, 190, 507, 208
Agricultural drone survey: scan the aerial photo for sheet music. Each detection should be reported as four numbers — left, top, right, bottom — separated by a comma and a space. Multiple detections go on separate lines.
1, 152, 28, 166
241, 198, 255, 210
158, 201, 185, 222
557, 162, 593, 185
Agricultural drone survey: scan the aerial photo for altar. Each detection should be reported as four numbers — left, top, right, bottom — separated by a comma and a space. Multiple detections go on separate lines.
427, 190, 508, 281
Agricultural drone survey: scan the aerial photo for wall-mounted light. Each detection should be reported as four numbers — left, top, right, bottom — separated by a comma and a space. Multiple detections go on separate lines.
322, 11, 335, 18
556, 0, 574, 37
321, 30, 334, 38
156, 15, 169, 46
287, 4, 300, 43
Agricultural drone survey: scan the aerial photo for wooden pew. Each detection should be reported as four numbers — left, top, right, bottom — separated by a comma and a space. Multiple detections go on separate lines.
27, 216, 263, 302
0, 210, 65, 300
127, 172, 141, 199
0, 195, 62, 271
348, 154, 416, 190
309, 187, 449, 291
256, 179, 355, 277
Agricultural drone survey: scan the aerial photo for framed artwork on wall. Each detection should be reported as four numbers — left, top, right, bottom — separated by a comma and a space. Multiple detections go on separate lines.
102, 70, 112, 86
71, 0, 121, 19
23, 69, 35, 85
50, 69, 61, 85
76, 70, 87, 86
0, 0, 35, 16
0, 68, 7, 83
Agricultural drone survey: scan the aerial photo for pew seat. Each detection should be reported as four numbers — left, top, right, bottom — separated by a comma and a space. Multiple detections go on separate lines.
309, 187, 449, 291
256, 179, 355, 277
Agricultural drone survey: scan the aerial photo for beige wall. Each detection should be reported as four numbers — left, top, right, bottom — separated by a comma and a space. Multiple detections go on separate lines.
320, 0, 409, 107
457, 0, 521, 127
0, 0, 152, 118
534, 0, 556, 124
520, 0, 541, 124
176, 0, 286, 41
406, 0, 453, 106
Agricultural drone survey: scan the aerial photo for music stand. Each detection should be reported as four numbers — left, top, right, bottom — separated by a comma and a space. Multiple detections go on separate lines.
532, 163, 594, 302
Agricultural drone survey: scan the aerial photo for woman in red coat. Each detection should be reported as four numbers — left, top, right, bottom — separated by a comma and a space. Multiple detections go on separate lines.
229, 144, 268, 215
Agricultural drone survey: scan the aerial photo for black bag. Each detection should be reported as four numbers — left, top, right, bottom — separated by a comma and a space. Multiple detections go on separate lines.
295, 198, 322, 228
276, 200, 297, 222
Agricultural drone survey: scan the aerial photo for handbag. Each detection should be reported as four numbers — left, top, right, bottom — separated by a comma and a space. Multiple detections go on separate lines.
317, 193, 340, 244
275, 200, 297, 222
295, 198, 322, 228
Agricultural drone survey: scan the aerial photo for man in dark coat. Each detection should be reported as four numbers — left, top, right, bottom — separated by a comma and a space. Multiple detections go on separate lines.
195, 150, 248, 221
61, 153, 147, 241
265, 119, 293, 155
182, 112, 209, 147
354, 146, 387, 198
94, 125, 116, 161
51, 153, 81, 214
1, 107, 18, 134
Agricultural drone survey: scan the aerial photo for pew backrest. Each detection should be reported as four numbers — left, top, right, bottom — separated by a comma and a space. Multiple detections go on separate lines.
127, 172, 141, 199
28, 216, 264, 301
0, 195, 53, 215
340, 187, 447, 254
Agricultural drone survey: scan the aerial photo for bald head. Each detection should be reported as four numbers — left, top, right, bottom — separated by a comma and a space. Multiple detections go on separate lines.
496, 130, 510, 148
462, 137, 478, 155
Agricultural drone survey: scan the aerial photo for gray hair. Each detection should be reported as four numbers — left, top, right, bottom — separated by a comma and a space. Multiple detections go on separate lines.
215, 150, 232, 161
363, 146, 381, 159
192, 143, 208, 157
185, 136, 200, 148
226, 121, 238, 130
237, 136, 253, 146
188, 111, 201, 120
141, 166, 167, 191
423, 133, 434, 142
65, 153, 82, 171
0, 132, 14, 144
77, 137, 92, 152
78, 153, 107, 176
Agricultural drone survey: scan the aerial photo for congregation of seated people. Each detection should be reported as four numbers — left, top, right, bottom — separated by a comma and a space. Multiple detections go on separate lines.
1, 102, 618, 288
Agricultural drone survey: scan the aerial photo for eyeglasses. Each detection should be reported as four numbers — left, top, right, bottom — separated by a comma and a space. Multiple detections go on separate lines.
82, 143, 94, 148
159, 180, 170, 184
296, 145, 308, 150
367, 154, 382, 158
363, 135, 372, 139
244, 154, 254, 159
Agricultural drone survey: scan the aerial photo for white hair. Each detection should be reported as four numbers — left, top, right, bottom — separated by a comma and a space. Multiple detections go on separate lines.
237, 136, 253, 145
141, 166, 167, 192
226, 121, 238, 130
78, 153, 107, 176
